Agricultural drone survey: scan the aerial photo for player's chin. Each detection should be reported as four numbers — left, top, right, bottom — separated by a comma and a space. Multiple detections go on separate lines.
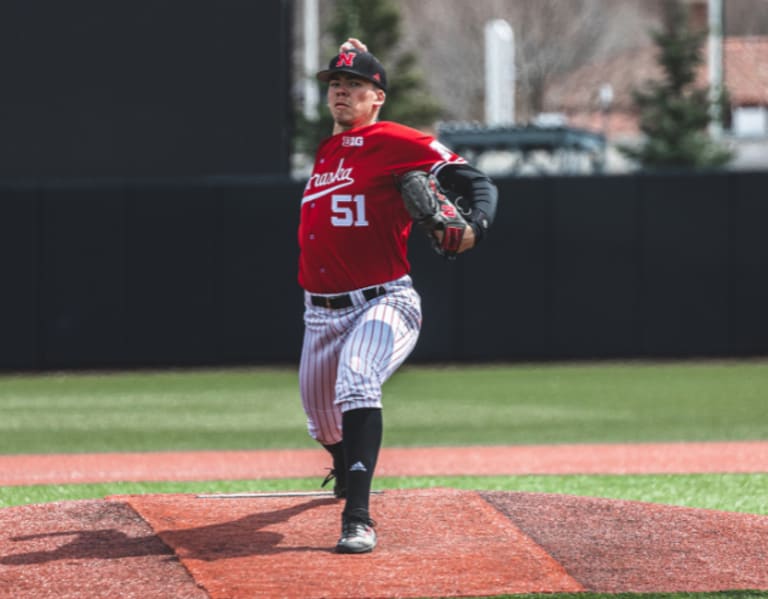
331, 107, 351, 121
332, 115, 357, 129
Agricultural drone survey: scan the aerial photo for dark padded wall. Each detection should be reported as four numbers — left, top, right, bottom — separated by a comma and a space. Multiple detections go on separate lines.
639, 174, 731, 356
0, 0, 291, 178
0, 193, 39, 369
3, 171, 768, 370
729, 172, 768, 354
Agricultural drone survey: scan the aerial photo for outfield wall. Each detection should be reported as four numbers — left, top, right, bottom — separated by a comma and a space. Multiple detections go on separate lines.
1, 171, 767, 370
0, 0, 292, 179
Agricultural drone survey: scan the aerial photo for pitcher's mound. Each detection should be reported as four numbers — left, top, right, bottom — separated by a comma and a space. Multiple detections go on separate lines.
2, 488, 768, 599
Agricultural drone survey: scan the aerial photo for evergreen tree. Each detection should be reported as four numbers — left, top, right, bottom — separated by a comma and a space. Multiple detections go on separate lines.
294, 0, 441, 156
622, 0, 732, 169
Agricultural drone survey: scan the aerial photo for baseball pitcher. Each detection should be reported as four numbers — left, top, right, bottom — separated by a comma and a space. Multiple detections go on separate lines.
298, 38, 498, 553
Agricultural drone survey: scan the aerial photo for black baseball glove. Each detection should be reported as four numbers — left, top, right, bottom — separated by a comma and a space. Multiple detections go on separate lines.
398, 170, 468, 258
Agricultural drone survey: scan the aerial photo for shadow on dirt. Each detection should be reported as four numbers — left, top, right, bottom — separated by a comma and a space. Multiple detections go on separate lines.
1, 497, 337, 565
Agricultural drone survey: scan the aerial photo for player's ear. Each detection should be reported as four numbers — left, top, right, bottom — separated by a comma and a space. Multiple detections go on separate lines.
374, 89, 386, 107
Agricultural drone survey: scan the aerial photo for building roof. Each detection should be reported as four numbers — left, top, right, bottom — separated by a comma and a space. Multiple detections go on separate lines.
726, 37, 768, 105
544, 36, 768, 138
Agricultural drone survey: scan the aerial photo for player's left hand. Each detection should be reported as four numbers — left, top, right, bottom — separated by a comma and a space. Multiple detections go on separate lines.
435, 225, 475, 254
398, 170, 471, 259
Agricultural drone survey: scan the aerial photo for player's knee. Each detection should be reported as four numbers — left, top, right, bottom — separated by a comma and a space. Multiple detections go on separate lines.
311, 423, 342, 446
305, 411, 342, 446
336, 396, 382, 414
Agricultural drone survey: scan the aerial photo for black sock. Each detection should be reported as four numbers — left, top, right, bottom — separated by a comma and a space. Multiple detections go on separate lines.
341, 407, 382, 523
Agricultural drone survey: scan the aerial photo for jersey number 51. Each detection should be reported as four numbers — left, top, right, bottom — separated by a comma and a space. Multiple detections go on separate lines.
331, 194, 369, 227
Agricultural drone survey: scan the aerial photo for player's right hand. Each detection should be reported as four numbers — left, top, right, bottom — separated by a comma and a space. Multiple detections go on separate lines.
339, 38, 368, 53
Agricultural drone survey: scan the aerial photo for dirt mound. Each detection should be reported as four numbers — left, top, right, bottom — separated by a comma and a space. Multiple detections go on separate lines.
484, 491, 768, 594
2, 488, 768, 598
0, 499, 206, 599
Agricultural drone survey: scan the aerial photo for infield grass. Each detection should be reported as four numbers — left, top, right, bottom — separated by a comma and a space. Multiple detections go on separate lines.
3, 473, 768, 514
1, 360, 767, 454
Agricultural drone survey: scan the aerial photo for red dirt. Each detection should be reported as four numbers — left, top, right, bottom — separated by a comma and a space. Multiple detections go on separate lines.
0, 500, 207, 599
120, 489, 583, 599
1, 440, 767, 486
1, 442, 768, 598
484, 491, 768, 594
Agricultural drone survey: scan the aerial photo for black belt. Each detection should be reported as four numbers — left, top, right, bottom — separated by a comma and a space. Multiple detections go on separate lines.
311, 286, 387, 310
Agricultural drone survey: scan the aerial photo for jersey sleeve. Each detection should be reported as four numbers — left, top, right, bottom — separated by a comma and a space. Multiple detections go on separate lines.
381, 123, 466, 177
380, 122, 498, 245
434, 162, 498, 243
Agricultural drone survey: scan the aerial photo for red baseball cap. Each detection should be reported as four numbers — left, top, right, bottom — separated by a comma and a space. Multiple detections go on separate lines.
316, 50, 388, 92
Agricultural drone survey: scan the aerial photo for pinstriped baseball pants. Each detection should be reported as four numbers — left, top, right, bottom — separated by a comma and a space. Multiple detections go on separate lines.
299, 275, 422, 445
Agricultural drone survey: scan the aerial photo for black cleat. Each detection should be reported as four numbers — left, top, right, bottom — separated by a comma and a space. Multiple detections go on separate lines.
321, 468, 347, 499
336, 516, 377, 554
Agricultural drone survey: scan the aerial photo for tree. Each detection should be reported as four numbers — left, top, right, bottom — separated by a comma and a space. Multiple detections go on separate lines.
621, 0, 732, 169
294, 0, 441, 156
396, 0, 657, 123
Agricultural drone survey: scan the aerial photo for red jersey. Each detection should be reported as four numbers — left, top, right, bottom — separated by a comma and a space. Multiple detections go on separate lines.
298, 121, 464, 293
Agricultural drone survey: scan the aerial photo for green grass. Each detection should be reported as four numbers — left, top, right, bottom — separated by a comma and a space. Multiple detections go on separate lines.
384, 361, 768, 446
0, 367, 309, 453
1, 360, 767, 454
3, 473, 768, 514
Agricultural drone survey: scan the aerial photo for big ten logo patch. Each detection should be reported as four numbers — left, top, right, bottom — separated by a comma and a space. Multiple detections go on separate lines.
342, 136, 364, 147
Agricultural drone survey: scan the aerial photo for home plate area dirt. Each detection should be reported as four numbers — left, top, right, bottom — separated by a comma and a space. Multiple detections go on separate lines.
2, 487, 768, 598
